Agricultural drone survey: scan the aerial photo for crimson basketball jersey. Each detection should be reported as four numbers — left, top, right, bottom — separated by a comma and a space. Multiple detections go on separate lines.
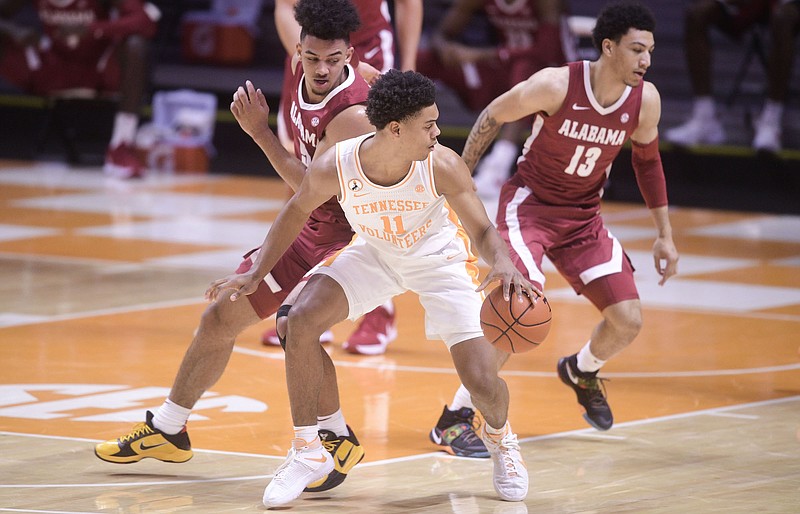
483, 0, 544, 50
288, 61, 370, 237
515, 60, 643, 207
36, 0, 112, 61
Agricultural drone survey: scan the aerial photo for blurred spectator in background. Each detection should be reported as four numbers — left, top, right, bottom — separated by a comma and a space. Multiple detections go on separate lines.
756, 0, 799, 152
663, 0, 793, 152
417, 0, 574, 199
0, 0, 160, 178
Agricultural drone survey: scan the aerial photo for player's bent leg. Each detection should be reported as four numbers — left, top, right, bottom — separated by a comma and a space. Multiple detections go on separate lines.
558, 294, 641, 431
449, 337, 528, 500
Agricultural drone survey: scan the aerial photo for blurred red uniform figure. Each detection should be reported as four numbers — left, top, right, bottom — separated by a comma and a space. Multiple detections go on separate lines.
0, 0, 160, 178
418, 0, 574, 198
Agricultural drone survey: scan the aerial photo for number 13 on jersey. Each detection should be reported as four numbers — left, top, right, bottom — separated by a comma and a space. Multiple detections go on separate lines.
564, 145, 602, 177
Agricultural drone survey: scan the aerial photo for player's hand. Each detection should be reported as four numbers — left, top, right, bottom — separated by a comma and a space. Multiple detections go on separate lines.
356, 61, 381, 86
205, 272, 261, 303
230, 80, 271, 139
653, 236, 679, 286
477, 257, 541, 302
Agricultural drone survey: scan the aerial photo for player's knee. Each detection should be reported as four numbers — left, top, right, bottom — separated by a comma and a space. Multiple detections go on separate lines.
607, 302, 642, 340
285, 303, 326, 344
275, 304, 291, 350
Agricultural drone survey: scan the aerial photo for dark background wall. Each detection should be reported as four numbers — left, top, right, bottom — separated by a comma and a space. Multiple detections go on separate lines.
0, 0, 798, 213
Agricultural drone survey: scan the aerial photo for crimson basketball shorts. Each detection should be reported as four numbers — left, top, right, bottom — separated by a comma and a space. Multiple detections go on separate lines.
0, 45, 120, 95
496, 183, 639, 311
315, 237, 485, 348
237, 227, 352, 319
716, 0, 773, 38
353, 28, 395, 73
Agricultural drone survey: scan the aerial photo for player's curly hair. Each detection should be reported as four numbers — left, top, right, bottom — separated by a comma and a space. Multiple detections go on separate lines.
592, 1, 656, 50
295, 0, 360, 43
366, 70, 436, 129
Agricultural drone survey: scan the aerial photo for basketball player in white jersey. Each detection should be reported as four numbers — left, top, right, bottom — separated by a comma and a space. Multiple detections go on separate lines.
206, 70, 538, 507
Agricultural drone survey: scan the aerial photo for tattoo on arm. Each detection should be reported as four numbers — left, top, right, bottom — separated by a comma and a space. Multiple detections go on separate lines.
462, 109, 501, 174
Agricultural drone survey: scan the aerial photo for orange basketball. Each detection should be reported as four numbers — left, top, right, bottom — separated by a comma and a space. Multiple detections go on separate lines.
480, 286, 552, 353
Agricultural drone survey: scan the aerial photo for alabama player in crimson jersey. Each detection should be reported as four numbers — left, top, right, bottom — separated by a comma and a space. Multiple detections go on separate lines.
462, 1, 679, 431
269, 0, 422, 355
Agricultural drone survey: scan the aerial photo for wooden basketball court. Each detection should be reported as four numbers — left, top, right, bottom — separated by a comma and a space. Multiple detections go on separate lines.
1, 161, 798, 513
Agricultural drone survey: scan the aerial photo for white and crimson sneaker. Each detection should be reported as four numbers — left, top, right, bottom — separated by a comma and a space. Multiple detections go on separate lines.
342, 304, 397, 355
104, 143, 144, 179
262, 437, 334, 508
480, 422, 528, 502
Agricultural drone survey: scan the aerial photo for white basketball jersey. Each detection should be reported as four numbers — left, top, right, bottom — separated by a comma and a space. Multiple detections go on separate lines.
335, 133, 463, 258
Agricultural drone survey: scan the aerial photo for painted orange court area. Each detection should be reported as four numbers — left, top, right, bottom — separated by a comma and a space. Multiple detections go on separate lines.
1, 164, 799, 465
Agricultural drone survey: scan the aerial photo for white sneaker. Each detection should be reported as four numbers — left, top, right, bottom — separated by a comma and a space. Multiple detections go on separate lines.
481, 423, 528, 502
752, 117, 782, 153
473, 140, 517, 200
664, 116, 726, 146
262, 441, 334, 508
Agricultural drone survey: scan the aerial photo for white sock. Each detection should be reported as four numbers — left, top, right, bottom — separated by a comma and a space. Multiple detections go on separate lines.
152, 399, 191, 435
692, 96, 716, 120
449, 384, 475, 411
576, 341, 606, 374
293, 425, 321, 449
483, 420, 509, 437
760, 100, 784, 125
318, 409, 349, 437
110, 112, 139, 147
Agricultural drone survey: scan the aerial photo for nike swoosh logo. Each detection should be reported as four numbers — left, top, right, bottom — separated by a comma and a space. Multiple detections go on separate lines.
430, 429, 443, 445
353, 192, 370, 197
572, 103, 591, 111
306, 454, 329, 463
138, 441, 167, 451
364, 47, 380, 60
336, 447, 353, 468
446, 254, 460, 261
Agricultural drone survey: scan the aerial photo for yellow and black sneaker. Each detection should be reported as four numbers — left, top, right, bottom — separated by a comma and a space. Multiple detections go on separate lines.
94, 410, 193, 464
304, 425, 365, 492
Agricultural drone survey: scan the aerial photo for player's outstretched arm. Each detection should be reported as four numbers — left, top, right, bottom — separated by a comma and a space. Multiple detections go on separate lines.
205, 149, 340, 303
434, 147, 539, 301
462, 66, 567, 172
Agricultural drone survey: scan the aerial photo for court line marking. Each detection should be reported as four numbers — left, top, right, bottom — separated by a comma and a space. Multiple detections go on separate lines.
1, 395, 797, 491
232, 345, 800, 379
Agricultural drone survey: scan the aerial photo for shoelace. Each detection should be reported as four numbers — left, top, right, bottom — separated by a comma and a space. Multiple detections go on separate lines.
320, 437, 341, 453
578, 376, 610, 407
119, 422, 153, 443
498, 432, 522, 477
272, 448, 297, 481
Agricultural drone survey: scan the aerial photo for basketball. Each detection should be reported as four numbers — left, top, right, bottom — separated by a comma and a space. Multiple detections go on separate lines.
480, 286, 552, 353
